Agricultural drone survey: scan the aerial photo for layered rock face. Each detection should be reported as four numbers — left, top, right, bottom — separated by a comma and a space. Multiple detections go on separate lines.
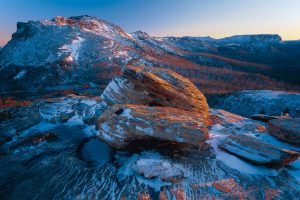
268, 118, 300, 146
101, 66, 210, 123
98, 104, 208, 148
98, 66, 210, 148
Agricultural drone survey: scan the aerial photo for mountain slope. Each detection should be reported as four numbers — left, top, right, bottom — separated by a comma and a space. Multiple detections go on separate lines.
0, 16, 299, 99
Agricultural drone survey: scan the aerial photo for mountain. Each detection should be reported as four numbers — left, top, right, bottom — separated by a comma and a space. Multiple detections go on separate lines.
1, 15, 300, 99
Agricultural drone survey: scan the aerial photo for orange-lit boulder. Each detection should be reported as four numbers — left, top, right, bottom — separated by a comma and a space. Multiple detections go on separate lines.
101, 66, 210, 124
98, 104, 209, 148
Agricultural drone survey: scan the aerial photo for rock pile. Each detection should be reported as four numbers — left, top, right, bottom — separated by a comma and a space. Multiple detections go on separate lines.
96, 66, 300, 183
98, 66, 210, 148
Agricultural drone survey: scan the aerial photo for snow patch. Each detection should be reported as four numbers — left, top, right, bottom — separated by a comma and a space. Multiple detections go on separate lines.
59, 36, 85, 62
101, 122, 110, 132
116, 151, 172, 191
207, 137, 281, 176
119, 108, 133, 119
135, 126, 154, 135
13, 70, 27, 80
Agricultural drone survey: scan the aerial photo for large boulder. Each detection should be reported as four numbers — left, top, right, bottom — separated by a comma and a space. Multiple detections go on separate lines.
268, 118, 300, 146
219, 135, 299, 166
98, 104, 209, 148
101, 66, 210, 124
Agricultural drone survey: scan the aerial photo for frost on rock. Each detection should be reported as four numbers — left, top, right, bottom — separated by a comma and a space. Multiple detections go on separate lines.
132, 158, 184, 182
13, 70, 27, 80
116, 151, 183, 192
100, 76, 135, 105
214, 90, 300, 118
268, 118, 300, 146
218, 135, 299, 166
98, 104, 209, 148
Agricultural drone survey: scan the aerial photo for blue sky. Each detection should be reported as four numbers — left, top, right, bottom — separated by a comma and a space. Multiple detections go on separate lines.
0, 0, 300, 46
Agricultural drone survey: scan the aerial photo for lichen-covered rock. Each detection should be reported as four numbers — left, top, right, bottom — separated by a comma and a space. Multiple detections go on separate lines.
209, 109, 246, 125
209, 109, 267, 135
132, 159, 184, 182
268, 118, 300, 146
219, 135, 299, 166
98, 104, 209, 148
101, 66, 210, 124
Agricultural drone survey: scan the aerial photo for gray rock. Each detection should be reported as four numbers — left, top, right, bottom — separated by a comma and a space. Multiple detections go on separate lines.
268, 118, 300, 146
219, 135, 299, 166
132, 159, 184, 182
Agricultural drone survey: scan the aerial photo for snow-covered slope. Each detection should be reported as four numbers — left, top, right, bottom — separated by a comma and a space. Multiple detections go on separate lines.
0, 16, 299, 98
212, 90, 300, 118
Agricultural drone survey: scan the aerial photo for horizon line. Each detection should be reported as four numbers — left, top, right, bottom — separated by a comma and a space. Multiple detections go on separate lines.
1, 32, 299, 48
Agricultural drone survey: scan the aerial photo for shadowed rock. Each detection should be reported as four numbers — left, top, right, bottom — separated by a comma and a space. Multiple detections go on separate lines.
219, 135, 299, 166
98, 104, 209, 148
101, 66, 210, 124
268, 118, 300, 146
251, 114, 279, 123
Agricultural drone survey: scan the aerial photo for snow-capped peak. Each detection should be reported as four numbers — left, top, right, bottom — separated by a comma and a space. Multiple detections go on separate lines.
130, 31, 151, 40
49, 16, 133, 40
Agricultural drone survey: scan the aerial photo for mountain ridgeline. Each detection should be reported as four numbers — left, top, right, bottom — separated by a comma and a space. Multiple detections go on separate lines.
0, 15, 300, 99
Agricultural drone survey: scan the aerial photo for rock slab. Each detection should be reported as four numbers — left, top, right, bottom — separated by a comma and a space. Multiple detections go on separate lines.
268, 118, 300, 146
98, 104, 209, 148
219, 135, 299, 166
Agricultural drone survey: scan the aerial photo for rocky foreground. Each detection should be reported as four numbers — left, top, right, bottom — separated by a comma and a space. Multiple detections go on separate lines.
0, 66, 300, 199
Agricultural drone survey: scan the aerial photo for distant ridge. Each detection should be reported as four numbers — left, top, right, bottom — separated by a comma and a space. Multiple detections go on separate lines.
0, 16, 299, 98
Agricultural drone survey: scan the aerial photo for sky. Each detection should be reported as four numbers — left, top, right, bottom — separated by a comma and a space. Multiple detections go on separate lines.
0, 0, 300, 46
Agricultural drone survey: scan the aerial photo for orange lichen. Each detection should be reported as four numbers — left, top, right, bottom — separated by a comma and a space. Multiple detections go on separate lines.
0, 97, 31, 108
264, 189, 281, 200
138, 193, 151, 200
170, 188, 186, 200
159, 190, 168, 200
212, 178, 238, 194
